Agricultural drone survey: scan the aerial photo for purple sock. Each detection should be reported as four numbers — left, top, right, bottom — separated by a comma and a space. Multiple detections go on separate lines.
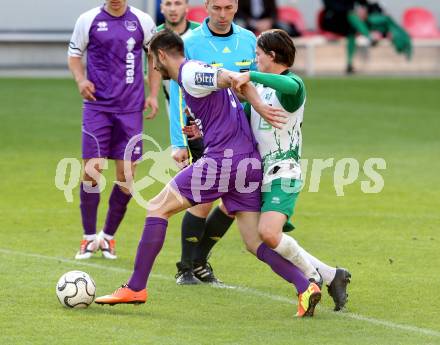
103, 185, 132, 237
79, 182, 100, 236
256, 243, 309, 294
127, 217, 168, 291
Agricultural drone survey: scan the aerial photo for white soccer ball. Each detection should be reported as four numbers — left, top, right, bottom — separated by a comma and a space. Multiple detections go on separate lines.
56, 271, 96, 308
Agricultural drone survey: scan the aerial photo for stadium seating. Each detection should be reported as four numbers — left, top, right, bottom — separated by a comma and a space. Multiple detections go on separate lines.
402, 7, 440, 39
187, 6, 208, 24
276, 7, 325, 76
277, 6, 308, 36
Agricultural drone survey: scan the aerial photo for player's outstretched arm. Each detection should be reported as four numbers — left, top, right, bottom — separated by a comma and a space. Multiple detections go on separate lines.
217, 70, 288, 129
68, 56, 96, 101
232, 71, 301, 96
240, 81, 288, 130
182, 63, 284, 129
145, 53, 161, 119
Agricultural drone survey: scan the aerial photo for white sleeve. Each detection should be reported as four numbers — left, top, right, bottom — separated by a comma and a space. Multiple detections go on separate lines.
130, 7, 157, 49
181, 61, 221, 98
68, 7, 100, 57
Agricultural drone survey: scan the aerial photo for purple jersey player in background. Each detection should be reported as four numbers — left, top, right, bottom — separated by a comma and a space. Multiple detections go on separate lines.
67, 0, 160, 260
95, 30, 322, 318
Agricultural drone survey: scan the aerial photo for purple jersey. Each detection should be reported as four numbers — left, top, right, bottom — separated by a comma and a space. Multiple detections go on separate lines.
178, 60, 256, 157
68, 6, 156, 113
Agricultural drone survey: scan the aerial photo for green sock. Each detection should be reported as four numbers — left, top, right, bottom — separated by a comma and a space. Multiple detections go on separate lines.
367, 13, 389, 34
347, 34, 356, 67
348, 12, 371, 38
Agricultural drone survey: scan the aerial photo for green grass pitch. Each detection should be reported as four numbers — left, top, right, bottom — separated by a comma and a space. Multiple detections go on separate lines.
0, 77, 439, 345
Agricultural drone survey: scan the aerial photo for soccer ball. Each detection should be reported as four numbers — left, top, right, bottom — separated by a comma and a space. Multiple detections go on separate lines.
56, 271, 96, 308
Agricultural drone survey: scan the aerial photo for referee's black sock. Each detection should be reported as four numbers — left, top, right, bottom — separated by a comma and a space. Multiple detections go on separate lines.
193, 206, 234, 264
180, 211, 206, 269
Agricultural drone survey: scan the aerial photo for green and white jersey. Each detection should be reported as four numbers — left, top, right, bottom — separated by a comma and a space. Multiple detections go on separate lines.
249, 71, 306, 185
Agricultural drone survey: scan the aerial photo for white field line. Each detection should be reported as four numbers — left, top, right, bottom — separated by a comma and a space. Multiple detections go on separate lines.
1, 248, 439, 338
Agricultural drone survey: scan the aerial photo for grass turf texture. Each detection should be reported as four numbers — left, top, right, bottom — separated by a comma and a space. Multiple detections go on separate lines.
0, 78, 439, 345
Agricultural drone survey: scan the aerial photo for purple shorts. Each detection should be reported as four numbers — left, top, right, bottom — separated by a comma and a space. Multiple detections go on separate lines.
82, 108, 143, 161
171, 150, 262, 214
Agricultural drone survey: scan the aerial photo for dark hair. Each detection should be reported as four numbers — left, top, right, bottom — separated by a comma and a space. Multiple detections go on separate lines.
149, 29, 184, 57
257, 29, 296, 67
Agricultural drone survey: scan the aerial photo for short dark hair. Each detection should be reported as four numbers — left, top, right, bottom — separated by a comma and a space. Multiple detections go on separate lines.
257, 29, 296, 67
149, 29, 184, 57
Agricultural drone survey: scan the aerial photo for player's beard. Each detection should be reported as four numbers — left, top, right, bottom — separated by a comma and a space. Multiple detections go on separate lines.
156, 61, 171, 80
167, 13, 186, 28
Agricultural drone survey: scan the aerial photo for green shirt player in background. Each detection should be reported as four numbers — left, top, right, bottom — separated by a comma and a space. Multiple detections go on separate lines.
230, 29, 352, 311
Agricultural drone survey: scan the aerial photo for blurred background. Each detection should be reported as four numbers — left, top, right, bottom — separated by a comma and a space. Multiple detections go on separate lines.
0, 0, 439, 76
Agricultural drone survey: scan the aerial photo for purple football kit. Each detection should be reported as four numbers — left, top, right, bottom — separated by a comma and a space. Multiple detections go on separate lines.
69, 6, 155, 254
126, 60, 266, 291
124, 62, 311, 296
172, 60, 263, 214
68, 6, 156, 161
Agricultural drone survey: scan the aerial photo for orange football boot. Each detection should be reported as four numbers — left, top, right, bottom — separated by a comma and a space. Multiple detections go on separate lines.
95, 284, 147, 305
296, 282, 321, 317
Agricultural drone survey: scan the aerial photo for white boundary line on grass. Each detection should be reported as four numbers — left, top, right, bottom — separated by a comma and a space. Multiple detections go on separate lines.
1, 248, 439, 338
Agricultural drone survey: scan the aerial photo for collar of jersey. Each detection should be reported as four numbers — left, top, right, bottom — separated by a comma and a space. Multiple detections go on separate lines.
177, 59, 188, 86
101, 5, 130, 19
201, 18, 240, 37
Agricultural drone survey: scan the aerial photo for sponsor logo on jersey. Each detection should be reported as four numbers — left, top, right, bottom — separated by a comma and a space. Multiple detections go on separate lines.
194, 72, 215, 87
125, 20, 137, 32
97, 21, 108, 32
265, 92, 273, 101
222, 46, 232, 53
134, 146, 141, 155
126, 37, 136, 84
259, 117, 272, 130
127, 37, 136, 52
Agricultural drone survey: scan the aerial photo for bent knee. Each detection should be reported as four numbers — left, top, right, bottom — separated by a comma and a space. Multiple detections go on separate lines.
189, 202, 213, 218
147, 201, 169, 219
258, 224, 280, 249
116, 170, 135, 183
82, 173, 101, 186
